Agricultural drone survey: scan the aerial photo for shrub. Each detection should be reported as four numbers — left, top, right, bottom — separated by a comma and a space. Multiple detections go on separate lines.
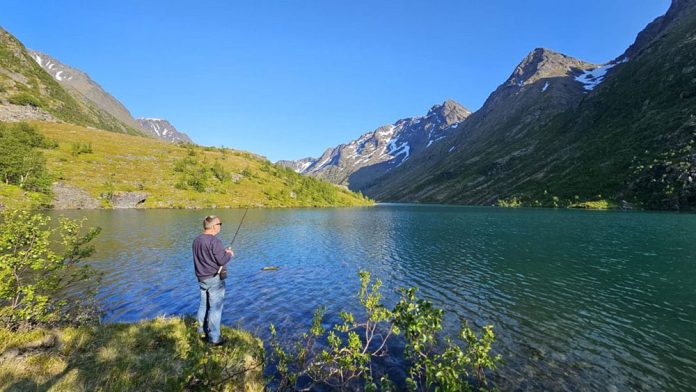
211, 161, 230, 182
8, 92, 43, 108
268, 271, 500, 391
0, 122, 53, 192
187, 167, 208, 192
0, 209, 101, 327
71, 142, 93, 156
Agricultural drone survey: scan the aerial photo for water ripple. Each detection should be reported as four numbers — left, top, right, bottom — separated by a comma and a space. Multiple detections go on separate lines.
53, 205, 696, 391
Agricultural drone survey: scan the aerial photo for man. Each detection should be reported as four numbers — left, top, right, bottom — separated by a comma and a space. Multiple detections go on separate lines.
192, 215, 234, 345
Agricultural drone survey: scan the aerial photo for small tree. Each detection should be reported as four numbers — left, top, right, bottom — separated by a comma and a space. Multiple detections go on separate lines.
0, 122, 53, 193
0, 209, 101, 326
268, 271, 501, 391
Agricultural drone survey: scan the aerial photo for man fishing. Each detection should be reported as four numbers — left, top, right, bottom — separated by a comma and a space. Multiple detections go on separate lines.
192, 215, 234, 345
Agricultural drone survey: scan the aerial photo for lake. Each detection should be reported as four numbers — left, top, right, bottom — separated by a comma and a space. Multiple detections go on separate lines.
54, 205, 696, 391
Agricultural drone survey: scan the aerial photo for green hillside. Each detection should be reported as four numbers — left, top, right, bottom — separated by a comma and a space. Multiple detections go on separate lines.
0, 27, 144, 136
489, 5, 696, 209
0, 121, 373, 209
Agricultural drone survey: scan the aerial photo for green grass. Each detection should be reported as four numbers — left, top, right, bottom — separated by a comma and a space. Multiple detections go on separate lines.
34, 121, 373, 209
0, 317, 264, 391
0, 183, 51, 210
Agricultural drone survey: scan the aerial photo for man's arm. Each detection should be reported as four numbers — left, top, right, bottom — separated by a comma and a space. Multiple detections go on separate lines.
212, 238, 233, 266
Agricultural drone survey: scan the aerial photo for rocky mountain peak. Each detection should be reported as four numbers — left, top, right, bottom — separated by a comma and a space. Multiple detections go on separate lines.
137, 118, 192, 143
426, 99, 472, 125
506, 48, 596, 87
618, 0, 696, 61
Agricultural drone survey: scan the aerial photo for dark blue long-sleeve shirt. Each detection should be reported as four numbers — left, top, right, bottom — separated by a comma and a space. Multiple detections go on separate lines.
192, 234, 231, 280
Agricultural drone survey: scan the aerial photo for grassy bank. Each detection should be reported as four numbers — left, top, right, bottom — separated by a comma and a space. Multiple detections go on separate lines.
0, 317, 263, 391
0, 183, 50, 210
5, 121, 373, 209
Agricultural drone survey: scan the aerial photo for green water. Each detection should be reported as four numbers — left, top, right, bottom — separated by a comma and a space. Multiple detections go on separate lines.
54, 205, 696, 390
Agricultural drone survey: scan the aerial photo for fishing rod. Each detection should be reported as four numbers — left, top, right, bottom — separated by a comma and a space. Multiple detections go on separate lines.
217, 208, 248, 277
229, 207, 249, 248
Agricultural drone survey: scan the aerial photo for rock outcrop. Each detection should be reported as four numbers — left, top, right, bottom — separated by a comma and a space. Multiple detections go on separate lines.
51, 182, 99, 209
109, 191, 148, 208
0, 103, 55, 122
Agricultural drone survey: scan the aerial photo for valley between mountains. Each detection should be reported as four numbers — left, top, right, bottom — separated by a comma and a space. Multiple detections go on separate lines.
281, 0, 696, 210
1, 0, 695, 210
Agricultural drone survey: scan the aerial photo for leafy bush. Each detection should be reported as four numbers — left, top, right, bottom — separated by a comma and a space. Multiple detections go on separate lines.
171, 157, 209, 192
0, 209, 101, 327
211, 161, 230, 182
8, 92, 43, 108
187, 167, 208, 192
0, 122, 52, 192
71, 141, 93, 156
173, 156, 197, 172
268, 271, 500, 391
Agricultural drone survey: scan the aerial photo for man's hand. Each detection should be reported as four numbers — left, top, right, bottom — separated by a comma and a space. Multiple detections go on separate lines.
225, 247, 234, 257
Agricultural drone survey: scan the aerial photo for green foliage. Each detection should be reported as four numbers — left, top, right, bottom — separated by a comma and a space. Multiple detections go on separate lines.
211, 161, 230, 182
392, 288, 501, 391
70, 141, 93, 156
8, 92, 44, 108
268, 271, 500, 391
172, 157, 208, 192
182, 319, 265, 391
36, 122, 372, 208
0, 122, 52, 192
99, 174, 117, 205
496, 197, 522, 208
0, 209, 101, 326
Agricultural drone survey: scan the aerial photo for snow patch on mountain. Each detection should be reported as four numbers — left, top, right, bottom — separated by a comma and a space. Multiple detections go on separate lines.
136, 118, 192, 143
278, 99, 472, 186
575, 58, 628, 91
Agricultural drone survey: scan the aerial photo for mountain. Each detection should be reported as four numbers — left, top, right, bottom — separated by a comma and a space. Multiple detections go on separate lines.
355, 0, 696, 210
276, 157, 315, 173
136, 118, 192, 143
29, 50, 193, 144
0, 27, 144, 135
28, 50, 146, 132
279, 99, 471, 190
358, 48, 598, 203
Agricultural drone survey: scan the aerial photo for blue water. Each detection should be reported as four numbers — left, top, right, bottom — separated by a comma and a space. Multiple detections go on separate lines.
55, 205, 696, 390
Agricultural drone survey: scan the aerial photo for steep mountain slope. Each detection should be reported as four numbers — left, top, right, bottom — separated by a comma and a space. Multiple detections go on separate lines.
360, 48, 598, 202
137, 118, 192, 143
29, 50, 193, 143
361, 0, 696, 209
0, 27, 143, 135
29, 50, 144, 131
279, 100, 471, 190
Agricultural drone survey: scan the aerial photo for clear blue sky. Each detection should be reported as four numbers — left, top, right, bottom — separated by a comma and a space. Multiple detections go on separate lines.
3, 1, 669, 161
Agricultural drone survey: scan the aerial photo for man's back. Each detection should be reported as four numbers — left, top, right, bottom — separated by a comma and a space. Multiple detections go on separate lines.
192, 233, 230, 280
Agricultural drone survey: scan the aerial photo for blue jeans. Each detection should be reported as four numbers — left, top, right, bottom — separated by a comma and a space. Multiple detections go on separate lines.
197, 275, 225, 343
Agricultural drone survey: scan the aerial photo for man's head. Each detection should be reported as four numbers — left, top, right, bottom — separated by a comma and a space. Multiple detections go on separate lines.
203, 215, 222, 235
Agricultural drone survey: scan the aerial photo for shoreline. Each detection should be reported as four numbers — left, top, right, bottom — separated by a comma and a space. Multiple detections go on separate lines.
0, 316, 264, 391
